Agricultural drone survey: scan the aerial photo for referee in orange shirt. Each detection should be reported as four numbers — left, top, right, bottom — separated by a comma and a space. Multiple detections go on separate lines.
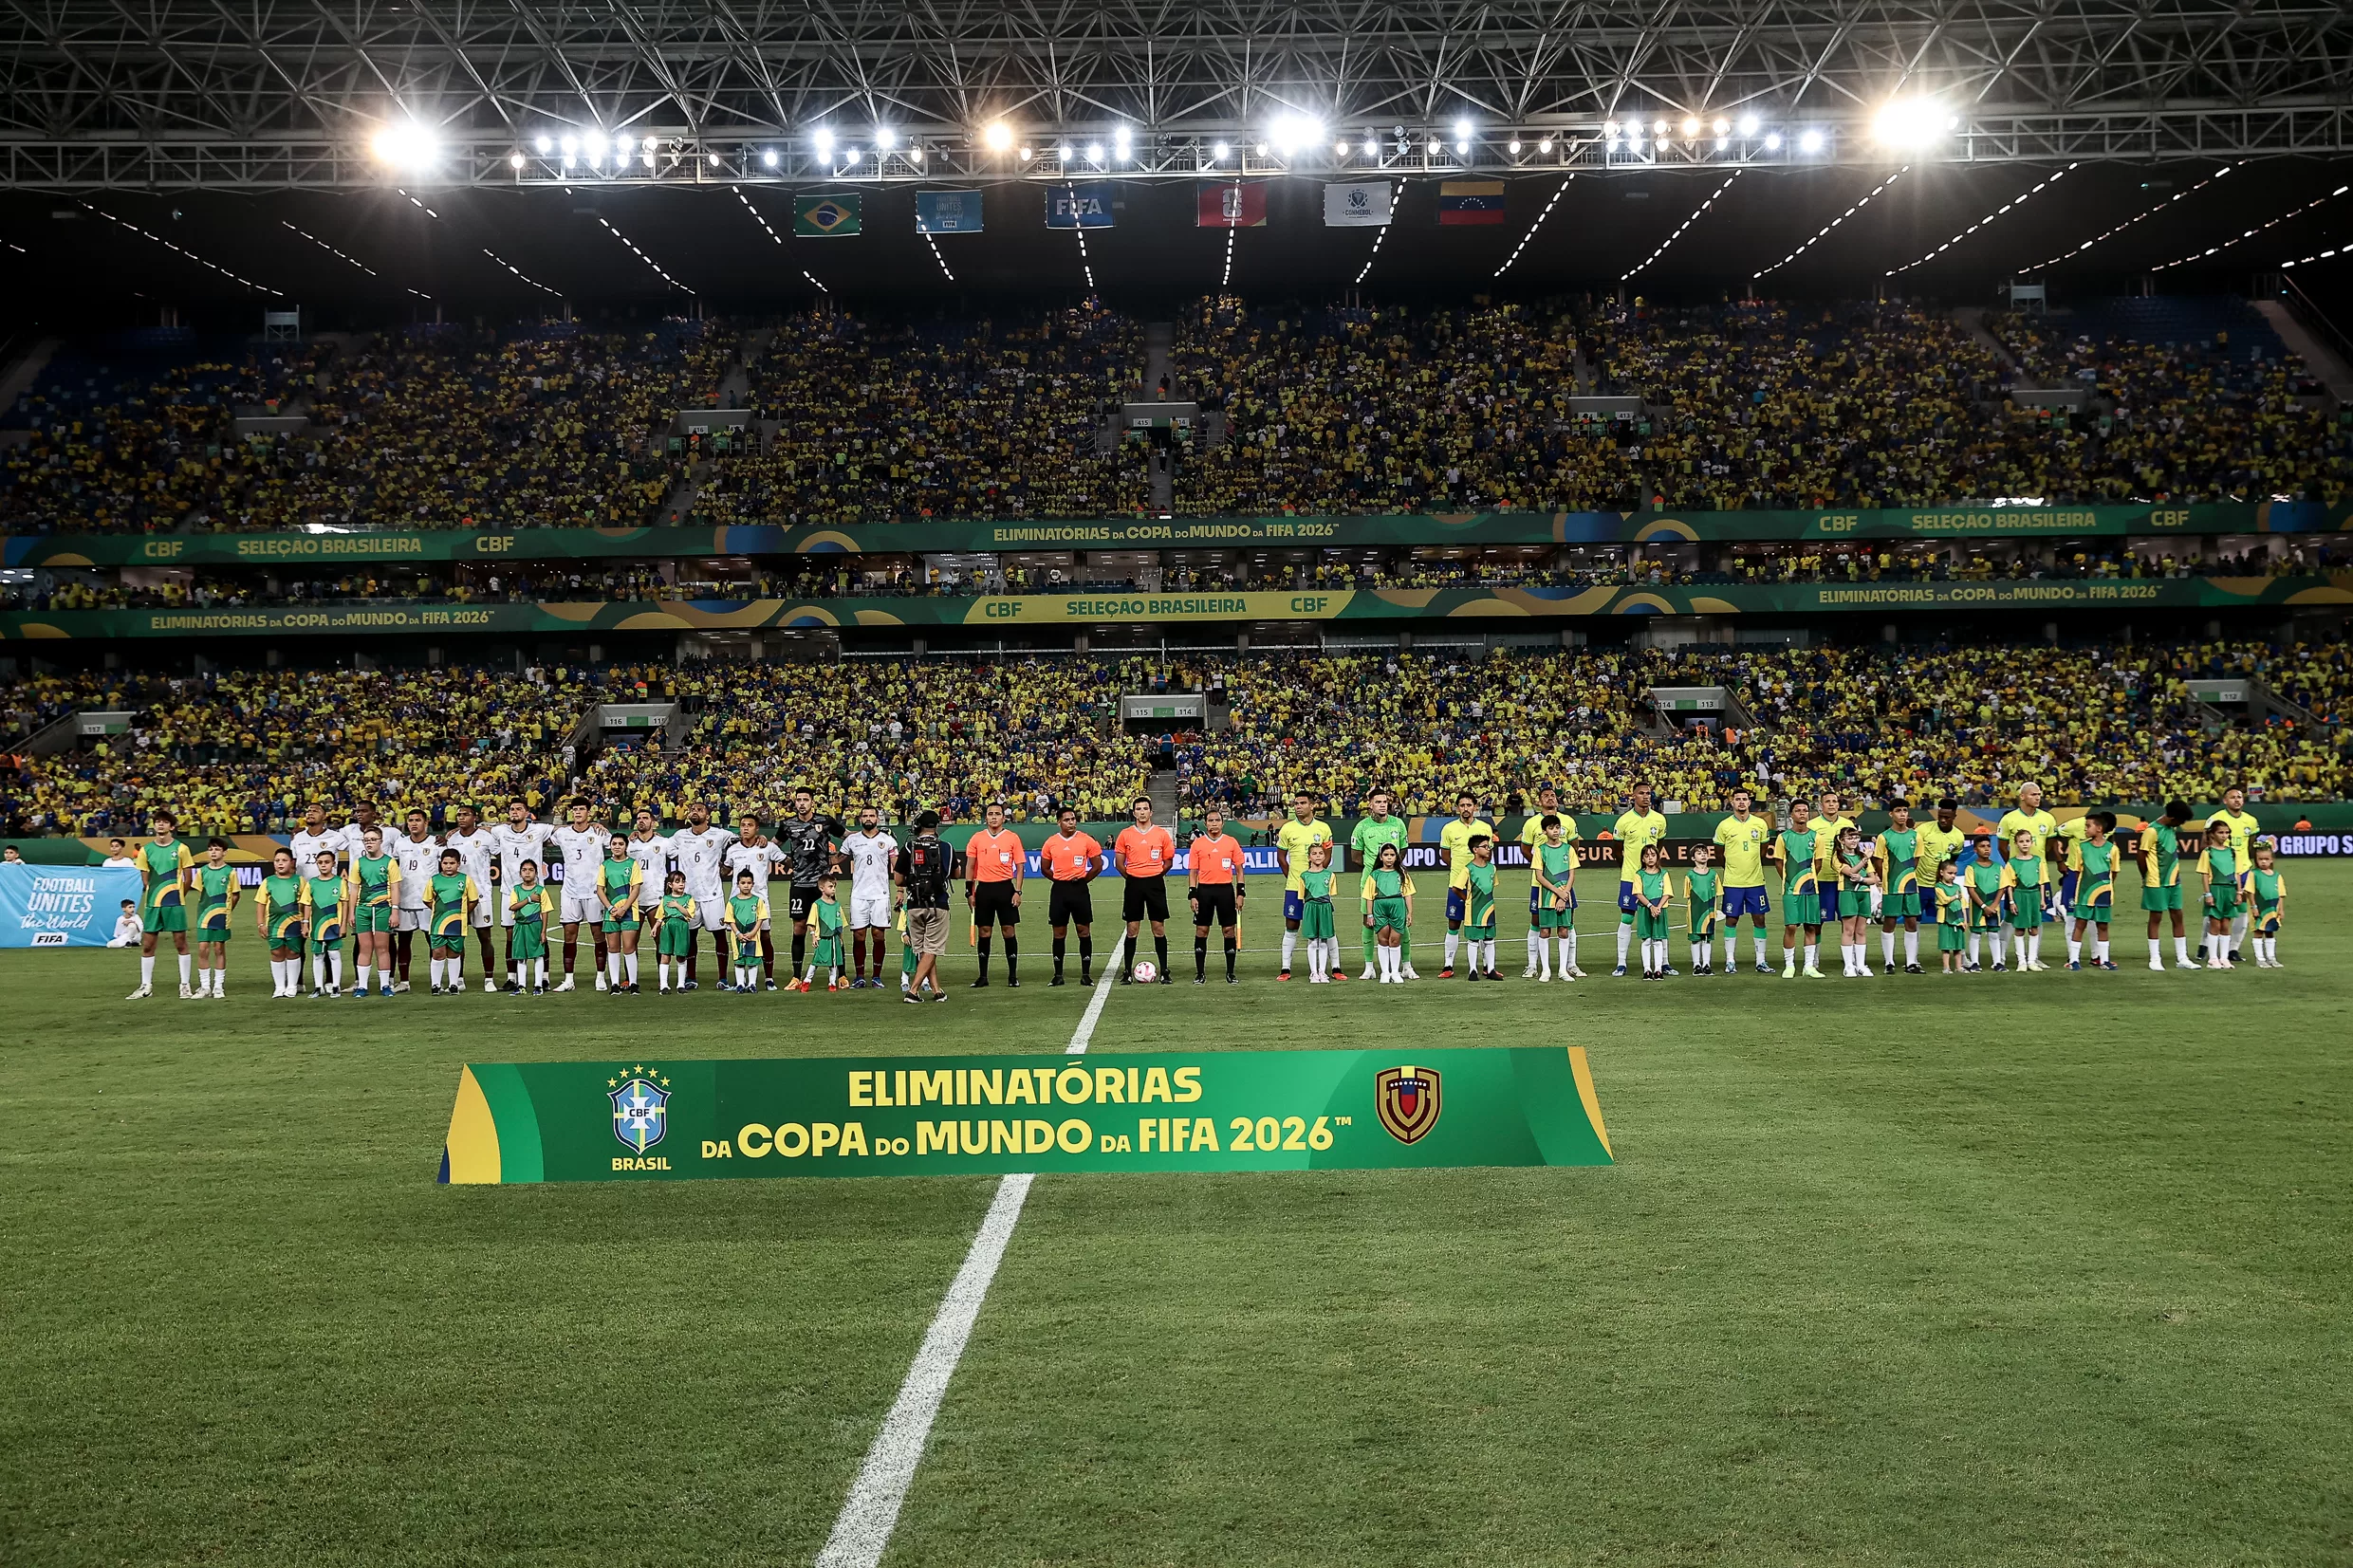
964, 799, 1025, 987
1040, 806, 1103, 986
1114, 797, 1176, 985
1187, 806, 1247, 984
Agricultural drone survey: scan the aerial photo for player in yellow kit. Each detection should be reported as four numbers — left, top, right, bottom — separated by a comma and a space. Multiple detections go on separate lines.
1272, 793, 1333, 981
1711, 786, 1774, 974
1438, 792, 1495, 979
1612, 783, 1669, 976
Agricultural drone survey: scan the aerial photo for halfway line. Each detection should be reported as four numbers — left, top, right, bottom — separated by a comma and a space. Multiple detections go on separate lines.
813, 934, 1126, 1568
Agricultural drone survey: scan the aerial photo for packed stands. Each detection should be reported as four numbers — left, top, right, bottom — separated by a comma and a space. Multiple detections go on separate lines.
7, 640, 2347, 838
694, 304, 1145, 525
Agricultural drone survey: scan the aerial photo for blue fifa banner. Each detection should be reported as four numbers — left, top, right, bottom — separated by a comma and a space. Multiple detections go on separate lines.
916, 190, 985, 233
0, 863, 140, 948
1047, 182, 1115, 229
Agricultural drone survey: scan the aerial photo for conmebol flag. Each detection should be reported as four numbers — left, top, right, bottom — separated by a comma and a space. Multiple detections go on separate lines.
1438, 180, 1507, 225
1197, 182, 1269, 227
1323, 181, 1394, 227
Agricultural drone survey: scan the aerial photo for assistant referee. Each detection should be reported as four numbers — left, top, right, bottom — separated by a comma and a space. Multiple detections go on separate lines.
1040, 806, 1102, 987
964, 799, 1024, 988
1187, 805, 1246, 984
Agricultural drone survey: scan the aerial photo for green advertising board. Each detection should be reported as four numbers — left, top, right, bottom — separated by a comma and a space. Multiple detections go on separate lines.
8, 502, 2347, 567
438, 1046, 1615, 1184
8, 575, 2348, 638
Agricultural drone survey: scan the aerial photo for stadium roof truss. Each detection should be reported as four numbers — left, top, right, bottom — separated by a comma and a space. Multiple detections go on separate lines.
0, 0, 2348, 190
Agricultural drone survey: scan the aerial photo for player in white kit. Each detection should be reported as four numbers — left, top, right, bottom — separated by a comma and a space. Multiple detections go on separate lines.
841, 808, 898, 988
391, 807, 441, 992
625, 809, 672, 931
725, 814, 786, 990
664, 801, 735, 989
443, 803, 502, 991
490, 799, 554, 989
549, 800, 615, 990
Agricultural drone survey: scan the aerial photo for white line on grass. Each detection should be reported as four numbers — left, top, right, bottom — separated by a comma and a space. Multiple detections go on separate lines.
814, 934, 1126, 1568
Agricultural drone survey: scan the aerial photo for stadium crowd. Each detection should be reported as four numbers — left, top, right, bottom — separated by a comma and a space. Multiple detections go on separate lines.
7, 640, 2348, 839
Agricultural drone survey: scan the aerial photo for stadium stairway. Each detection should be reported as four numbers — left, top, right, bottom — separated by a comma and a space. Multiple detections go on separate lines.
2254, 300, 2353, 402
1147, 767, 1181, 827
1955, 307, 2027, 381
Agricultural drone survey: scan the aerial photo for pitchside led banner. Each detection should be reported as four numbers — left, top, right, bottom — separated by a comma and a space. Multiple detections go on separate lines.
0, 863, 139, 947
440, 1046, 1613, 1184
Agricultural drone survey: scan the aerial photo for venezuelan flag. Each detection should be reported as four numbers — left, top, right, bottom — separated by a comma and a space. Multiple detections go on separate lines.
1438, 180, 1506, 225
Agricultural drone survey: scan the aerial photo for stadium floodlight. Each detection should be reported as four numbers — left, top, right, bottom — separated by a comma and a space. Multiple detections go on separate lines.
1682, 118, 1700, 137
844, 145, 860, 161
1714, 118, 1731, 135
1211, 141, 1229, 161
640, 147, 656, 168
909, 147, 923, 163
1057, 143, 1074, 160
1604, 120, 1620, 138
812, 128, 835, 159
1115, 125, 1133, 153
876, 127, 897, 150
371, 121, 439, 168
1739, 115, 1760, 136
1800, 128, 1825, 152
510, 151, 526, 170
1509, 138, 1523, 154
1765, 132, 1783, 150
1335, 139, 1350, 156
1873, 98, 1953, 147
1654, 120, 1669, 135
1269, 114, 1321, 157
762, 148, 778, 167
984, 121, 1014, 153
1362, 138, 1378, 157
1019, 145, 1033, 160
643, 135, 658, 152
534, 135, 553, 155
1540, 138, 1555, 154
707, 153, 720, 168
1085, 142, 1103, 163
1454, 119, 1473, 138
560, 135, 578, 155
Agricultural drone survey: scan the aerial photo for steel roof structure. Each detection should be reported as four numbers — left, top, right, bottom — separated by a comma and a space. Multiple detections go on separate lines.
1, 0, 2349, 190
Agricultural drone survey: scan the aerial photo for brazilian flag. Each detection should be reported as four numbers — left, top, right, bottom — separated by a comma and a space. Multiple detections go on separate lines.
794, 194, 862, 237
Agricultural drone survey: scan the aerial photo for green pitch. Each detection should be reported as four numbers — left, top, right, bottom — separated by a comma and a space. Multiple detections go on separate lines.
5, 868, 2349, 1565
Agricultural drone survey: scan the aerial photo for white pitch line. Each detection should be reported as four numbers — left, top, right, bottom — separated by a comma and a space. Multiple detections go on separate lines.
813, 934, 1126, 1568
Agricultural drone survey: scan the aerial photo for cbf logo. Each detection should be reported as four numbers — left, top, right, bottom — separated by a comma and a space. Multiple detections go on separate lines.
609, 1064, 671, 1153
1374, 1064, 1441, 1145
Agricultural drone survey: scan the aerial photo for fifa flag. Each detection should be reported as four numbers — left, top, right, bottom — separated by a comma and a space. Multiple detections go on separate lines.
916, 190, 984, 234
1197, 182, 1269, 228
0, 863, 140, 948
1046, 182, 1115, 229
794, 194, 862, 237
1438, 180, 1507, 225
1324, 181, 1394, 227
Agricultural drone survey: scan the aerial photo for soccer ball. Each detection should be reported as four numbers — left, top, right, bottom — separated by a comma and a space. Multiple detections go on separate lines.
1132, 959, 1159, 984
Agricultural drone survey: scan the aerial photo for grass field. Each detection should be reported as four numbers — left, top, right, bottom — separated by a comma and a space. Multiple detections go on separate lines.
5, 866, 2350, 1567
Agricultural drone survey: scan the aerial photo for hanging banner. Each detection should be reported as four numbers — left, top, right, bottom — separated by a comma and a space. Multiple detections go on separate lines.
1046, 182, 1116, 229
793, 194, 862, 237
1438, 179, 1508, 225
1197, 182, 1269, 227
915, 190, 984, 233
438, 1045, 1614, 1184
1324, 180, 1395, 227
0, 863, 141, 948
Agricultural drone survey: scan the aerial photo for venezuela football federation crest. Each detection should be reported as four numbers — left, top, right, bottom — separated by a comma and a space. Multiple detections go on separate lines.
609, 1065, 671, 1153
1374, 1063, 1441, 1144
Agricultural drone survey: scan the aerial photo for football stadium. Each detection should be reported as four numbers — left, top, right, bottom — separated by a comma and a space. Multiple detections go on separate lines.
5, 2, 2353, 1561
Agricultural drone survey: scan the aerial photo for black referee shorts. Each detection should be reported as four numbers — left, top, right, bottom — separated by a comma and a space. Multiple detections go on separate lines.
971, 879, 1021, 927
1047, 881, 1094, 929
1188, 882, 1239, 930
1122, 874, 1170, 924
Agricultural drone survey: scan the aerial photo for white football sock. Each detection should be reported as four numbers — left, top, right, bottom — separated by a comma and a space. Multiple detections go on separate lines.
1803, 943, 1817, 968
357, 964, 373, 992
2066, 937, 2082, 965
177, 953, 193, 987
1882, 932, 1896, 968
1904, 931, 1918, 966
1527, 929, 1541, 967
1444, 932, 1460, 969
1281, 932, 1297, 971
2095, 938, 2110, 963
2175, 935, 2192, 963
1566, 932, 1579, 969
1616, 924, 1632, 968
625, 952, 639, 983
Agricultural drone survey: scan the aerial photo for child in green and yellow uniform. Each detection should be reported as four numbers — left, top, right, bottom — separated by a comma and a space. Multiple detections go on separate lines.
2140, 800, 2197, 970
598, 832, 643, 994
727, 869, 770, 994
2005, 828, 2048, 971
1298, 841, 1339, 987
1933, 862, 1969, 972
1833, 825, 1879, 977
1362, 843, 1414, 985
2196, 821, 2240, 970
130, 809, 195, 999
2248, 842, 2286, 968
801, 874, 847, 991
304, 849, 350, 997
507, 862, 556, 994
1683, 843, 1722, 975
1531, 815, 1580, 982
191, 837, 238, 1000
1772, 800, 1823, 979
654, 872, 699, 992
2066, 812, 2120, 971
1459, 836, 1499, 983
1631, 844, 1673, 980
1965, 834, 2009, 972
346, 824, 400, 999
426, 848, 479, 994
1876, 801, 1923, 975
256, 846, 308, 998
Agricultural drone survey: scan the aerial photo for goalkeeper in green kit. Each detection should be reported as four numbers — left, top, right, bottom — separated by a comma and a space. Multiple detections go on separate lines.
1349, 789, 1414, 981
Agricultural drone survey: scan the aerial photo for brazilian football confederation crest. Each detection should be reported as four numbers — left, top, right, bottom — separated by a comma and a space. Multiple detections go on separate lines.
1374, 1063, 1441, 1144
609, 1065, 671, 1153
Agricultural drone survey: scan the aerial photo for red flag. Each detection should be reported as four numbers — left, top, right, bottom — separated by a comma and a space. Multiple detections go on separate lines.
1197, 182, 1269, 228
